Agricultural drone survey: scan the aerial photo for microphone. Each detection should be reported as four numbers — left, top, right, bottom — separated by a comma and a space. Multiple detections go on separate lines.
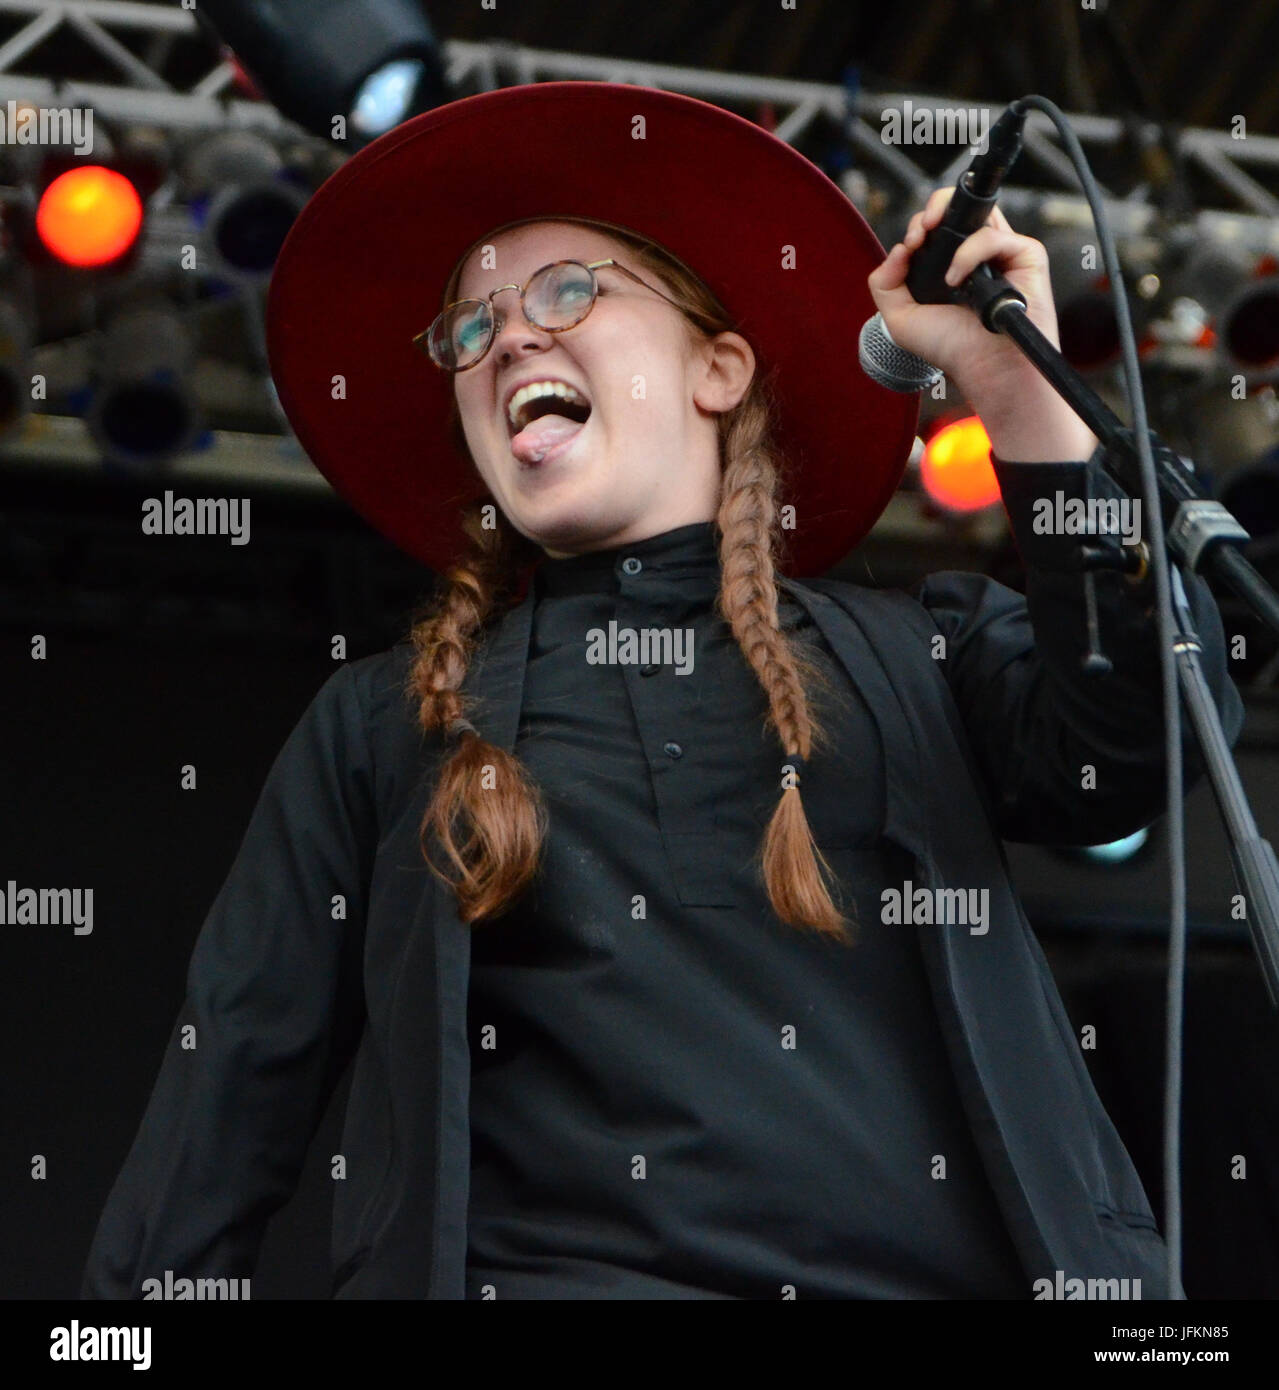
857, 313, 945, 393
859, 101, 1029, 393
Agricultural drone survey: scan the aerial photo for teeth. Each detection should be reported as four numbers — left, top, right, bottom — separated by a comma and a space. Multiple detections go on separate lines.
507, 380, 587, 431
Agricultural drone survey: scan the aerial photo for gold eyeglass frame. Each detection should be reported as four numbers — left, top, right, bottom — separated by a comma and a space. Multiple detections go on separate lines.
412, 258, 691, 372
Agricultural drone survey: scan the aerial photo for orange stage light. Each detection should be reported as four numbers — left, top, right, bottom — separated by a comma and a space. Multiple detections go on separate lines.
36, 166, 144, 268
920, 415, 1001, 513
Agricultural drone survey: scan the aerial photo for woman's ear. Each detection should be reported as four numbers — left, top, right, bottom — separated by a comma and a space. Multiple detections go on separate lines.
692, 330, 756, 414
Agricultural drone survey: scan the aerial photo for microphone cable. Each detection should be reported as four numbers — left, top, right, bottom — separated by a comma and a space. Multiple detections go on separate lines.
1003, 94, 1188, 1298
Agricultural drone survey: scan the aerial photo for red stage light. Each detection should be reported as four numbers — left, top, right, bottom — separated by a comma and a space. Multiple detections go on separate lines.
36, 166, 144, 268
920, 415, 1001, 512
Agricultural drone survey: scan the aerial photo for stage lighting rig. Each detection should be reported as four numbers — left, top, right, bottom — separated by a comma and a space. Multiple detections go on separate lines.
83, 303, 202, 472
1163, 239, 1279, 381
194, 0, 447, 144
182, 132, 307, 287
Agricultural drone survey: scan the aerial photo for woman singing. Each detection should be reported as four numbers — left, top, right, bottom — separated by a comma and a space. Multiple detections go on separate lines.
81, 81, 1242, 1300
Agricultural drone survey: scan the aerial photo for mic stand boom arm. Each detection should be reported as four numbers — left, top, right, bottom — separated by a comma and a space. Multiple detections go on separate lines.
949, 259, 1279, 1006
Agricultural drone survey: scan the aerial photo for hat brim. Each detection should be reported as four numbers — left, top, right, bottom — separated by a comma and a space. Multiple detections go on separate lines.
266, 81, 919, 577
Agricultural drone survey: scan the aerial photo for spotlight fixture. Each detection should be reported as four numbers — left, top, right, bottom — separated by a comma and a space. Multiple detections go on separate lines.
1036, 227, 1153, 375
84, 305, 202, 470
194, 0, 447, 143
183, 132, 306, 285
1171, 242, 1279, 378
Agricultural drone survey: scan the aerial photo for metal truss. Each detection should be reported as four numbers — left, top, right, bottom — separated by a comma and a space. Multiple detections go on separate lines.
444, 40, 1279, 224
0, 0, 299, 136
3, 3, 1279, 224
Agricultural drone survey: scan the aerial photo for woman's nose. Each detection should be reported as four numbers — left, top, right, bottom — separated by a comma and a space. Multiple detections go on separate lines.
490, 290, 552, 360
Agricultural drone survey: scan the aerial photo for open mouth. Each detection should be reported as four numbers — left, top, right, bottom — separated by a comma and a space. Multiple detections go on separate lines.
506, 381, 592, 464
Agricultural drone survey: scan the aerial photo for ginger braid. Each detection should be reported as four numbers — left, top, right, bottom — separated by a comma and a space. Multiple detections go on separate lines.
404, 501, 548, 922
714, 386, 854, 942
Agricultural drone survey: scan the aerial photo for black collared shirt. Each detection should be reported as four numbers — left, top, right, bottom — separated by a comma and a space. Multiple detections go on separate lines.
464, 520, 1028, 1299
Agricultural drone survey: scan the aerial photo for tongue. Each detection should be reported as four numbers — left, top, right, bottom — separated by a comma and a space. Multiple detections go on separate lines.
511, 412, 585, 464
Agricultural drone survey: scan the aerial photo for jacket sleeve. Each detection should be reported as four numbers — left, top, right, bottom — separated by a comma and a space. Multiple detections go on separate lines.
80, 661, 377, 1297
909, 443, 1246, 845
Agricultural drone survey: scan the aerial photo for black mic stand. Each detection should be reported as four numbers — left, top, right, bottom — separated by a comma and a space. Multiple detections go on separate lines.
938, 255, 1279, 1006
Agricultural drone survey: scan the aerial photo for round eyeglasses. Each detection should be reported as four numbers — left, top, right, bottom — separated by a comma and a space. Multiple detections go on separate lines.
413, 258, 691, 372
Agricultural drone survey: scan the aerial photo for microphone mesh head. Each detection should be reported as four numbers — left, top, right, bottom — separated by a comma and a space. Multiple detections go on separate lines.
858, 312, 945, 393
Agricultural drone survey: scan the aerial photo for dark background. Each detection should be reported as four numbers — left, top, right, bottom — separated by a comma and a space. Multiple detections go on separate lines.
3, 507, 1277, 1300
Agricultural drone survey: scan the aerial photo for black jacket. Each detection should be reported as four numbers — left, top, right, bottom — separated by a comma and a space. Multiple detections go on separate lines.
80, 450, 1245, 1298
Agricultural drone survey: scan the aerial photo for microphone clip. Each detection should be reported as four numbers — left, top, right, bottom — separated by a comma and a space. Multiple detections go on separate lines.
954, 263, 1027, 332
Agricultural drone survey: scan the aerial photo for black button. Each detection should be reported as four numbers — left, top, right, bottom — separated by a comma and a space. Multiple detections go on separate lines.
663, 741, 683, 759
640, 663, 659, 677
621, 557, 642, 575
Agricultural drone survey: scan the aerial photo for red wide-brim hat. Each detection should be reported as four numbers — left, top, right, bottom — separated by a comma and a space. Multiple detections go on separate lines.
266, 81, 918, 577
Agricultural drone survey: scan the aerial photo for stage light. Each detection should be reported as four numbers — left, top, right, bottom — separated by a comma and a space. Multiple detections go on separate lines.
1081, 826, 1149, 864
1170, 242, 1279, 377
194, 0, 447, 143
1219, 273, 1279, 373
84, 305, 202, 470
183, 132, 306, 285
352, 58, 431, 139
920, 415, 1001, 513
35, 166, 144, 268
1036, 228, 1155, 374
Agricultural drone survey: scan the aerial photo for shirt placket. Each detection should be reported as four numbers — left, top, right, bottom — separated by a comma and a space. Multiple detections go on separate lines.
614, 550, 736, 908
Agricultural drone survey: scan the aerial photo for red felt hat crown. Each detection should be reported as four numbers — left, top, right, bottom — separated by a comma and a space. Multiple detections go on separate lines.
265, 81, 919, 577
